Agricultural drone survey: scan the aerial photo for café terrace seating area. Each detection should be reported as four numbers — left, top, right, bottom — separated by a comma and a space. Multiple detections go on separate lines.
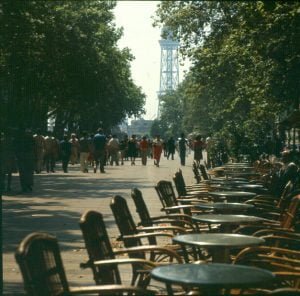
15, 159, 300, 296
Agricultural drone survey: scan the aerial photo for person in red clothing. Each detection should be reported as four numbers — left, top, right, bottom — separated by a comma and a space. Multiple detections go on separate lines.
193, 134, 205, 167
152, 135, 163, 167
139, 136, 148, 165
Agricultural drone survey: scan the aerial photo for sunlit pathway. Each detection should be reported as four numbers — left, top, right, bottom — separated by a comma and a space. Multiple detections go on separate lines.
3, 153, 197, 295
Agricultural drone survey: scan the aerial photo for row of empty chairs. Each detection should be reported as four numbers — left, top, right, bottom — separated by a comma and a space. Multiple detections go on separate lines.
15, 160, 300, 295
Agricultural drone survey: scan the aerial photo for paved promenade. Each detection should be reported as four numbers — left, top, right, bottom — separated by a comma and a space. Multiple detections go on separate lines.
3, 153, 197, 295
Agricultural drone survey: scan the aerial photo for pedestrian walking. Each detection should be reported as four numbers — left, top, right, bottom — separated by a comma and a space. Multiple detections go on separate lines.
15, 128, 35, 193
152, 135, 163, 167
1, 130, 17, 192
119, 135, 128, 165
93, 128, 107, 173
193, 135, 205, 167
167, 137, 176, 160
60, 135, 72, 173
162, 140, 168, 157
107, 135, 120, 166
178, 133, 188, 166
69, 133, 80, 165
33, 129, 45, 173
139, 136, 148, 165
127, 135, 138, 165
79, 131, 90, 172
44, 132, 59, 173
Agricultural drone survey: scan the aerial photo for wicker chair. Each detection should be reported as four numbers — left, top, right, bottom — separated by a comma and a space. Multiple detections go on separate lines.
155, 180, 211, 216
245, 182, 298, 219
110, 195, 205, 264
233, 246, 300, 291
79, 210, 161, 289
110, 195, 184, 263
172, 169, 210, 198
192, 160, 202, 183
199, 164, 210, 180
15, 232, 155, 296
234, 193, 300, 235
131, 187, 196, 232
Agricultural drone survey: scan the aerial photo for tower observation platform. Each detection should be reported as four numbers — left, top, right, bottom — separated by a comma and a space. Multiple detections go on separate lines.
157, 31, 180, 119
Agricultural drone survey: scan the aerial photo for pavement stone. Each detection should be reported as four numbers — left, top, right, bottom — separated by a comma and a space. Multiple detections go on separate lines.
3, 153, 198, 295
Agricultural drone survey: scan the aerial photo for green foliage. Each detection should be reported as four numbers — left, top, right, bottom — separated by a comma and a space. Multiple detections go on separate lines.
0, 1, 145, 134
154, 1, 300, 158
150, 119, 166, 138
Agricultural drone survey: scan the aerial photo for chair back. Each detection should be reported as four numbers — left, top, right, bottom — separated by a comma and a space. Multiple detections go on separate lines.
278, 182, 299, 212
15, 232, 69, 296
110, 195, 150, 254
192, 161, 202, 183
261, 234, 300, 251
155, 180, 192, 215
155, 180, 178, 210
199, 164, 209, 180
234, 245, 300, 274
172, 170, 187, 196
79, 210, 121, 285
131, 188, 152, 227
281, 194, 300, 229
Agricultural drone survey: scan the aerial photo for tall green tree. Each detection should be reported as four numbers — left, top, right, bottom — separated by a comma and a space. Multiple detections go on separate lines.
0, 1, 145, 134
154, 1, 300, 157
158, 88, 185, 137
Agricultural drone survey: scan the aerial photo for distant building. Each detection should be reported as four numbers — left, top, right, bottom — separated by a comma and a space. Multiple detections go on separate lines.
118, 120, 129, 134
127, 119, 153, 137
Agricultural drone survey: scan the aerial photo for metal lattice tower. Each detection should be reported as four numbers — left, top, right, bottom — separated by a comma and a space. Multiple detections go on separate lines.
157, 30, 180, 119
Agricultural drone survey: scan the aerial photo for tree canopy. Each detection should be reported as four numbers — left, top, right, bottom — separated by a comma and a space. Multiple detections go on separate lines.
154, 1, 300, 158
1, 1, 145, 134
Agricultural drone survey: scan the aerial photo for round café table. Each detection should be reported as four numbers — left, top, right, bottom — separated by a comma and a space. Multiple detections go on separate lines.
191, 214, 266, 233
204, 179, 249, 185
173, 233, 264, 263
151, 263, 275, 296
234, 183, 267, 194
225, 171, 261, 179
208, 191, 256, 202
213, 184, 267, 194
224, 164, 254, 167
194, 202, 254, 214
223, 166, 256, 175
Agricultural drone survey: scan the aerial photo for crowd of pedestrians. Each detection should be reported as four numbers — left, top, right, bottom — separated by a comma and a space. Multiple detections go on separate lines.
0, 127, 208, 195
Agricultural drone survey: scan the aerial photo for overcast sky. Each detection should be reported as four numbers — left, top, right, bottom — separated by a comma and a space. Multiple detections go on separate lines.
114, 1, 191, 120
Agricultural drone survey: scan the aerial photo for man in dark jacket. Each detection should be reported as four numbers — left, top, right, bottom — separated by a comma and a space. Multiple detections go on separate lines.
93, 128, 107, 173
60, 135, 72, 173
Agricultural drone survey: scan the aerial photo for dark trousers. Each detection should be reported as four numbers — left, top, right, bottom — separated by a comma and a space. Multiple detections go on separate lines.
94, 150, 106, 172
62, 155, 70, 173
18, 157, 34, 191
180, 151, 186, 166
44, 153, 56, 172
167, 151, 174, 160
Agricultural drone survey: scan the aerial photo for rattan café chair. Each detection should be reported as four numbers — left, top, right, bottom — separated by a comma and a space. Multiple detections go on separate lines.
234, 193, 300, 236
172, 169, 210, 198
79, 210, 163, 289
131, 187, 197, 232
110, 195, 185, 263
15, 232, 155, 296
155, 180, 213, 223
233, 245, 300, 288
155, 180, 208, 214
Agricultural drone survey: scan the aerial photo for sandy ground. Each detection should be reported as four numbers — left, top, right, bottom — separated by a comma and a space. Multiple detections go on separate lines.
3, 152, 197, 295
